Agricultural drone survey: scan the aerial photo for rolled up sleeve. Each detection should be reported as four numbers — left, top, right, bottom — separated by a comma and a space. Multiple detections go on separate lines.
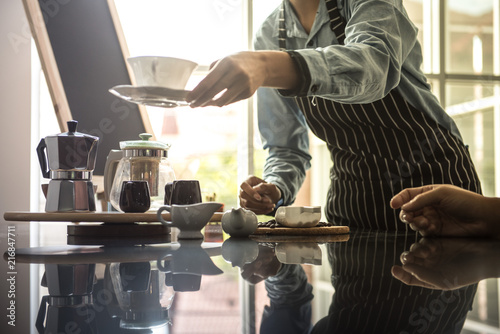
293, 0, 419, 103
257, 87, 312, 206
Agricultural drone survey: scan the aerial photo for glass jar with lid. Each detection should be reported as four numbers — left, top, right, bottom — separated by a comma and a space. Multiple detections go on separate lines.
104, 133, 175, 211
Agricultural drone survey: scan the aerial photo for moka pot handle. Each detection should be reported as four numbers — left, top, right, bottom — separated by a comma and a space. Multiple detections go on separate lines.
35, 295, 49, 333
36, 139, 50, 179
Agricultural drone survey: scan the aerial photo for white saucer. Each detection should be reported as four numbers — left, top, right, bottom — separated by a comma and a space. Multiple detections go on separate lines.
109, 85, 190, 108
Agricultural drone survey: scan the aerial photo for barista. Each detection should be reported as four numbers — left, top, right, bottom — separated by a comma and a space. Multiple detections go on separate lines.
188, 0, 481, 230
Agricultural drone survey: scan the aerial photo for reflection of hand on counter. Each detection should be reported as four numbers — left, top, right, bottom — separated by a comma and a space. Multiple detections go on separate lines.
238, 242, 314, 333
240, 244, 282, 284
392, 237, 500, 290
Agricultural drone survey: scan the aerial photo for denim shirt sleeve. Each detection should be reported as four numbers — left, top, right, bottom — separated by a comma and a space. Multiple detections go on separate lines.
257, 87, 312, 206
253, 6, 312, 206
295, 0, 419, 103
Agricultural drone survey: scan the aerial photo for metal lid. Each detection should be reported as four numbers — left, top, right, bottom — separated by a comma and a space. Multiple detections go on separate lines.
47, 120, 99, 141
119, 133, 171, 151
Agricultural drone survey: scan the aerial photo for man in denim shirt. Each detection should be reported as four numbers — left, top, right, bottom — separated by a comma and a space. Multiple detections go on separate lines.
188, 0, 480, 230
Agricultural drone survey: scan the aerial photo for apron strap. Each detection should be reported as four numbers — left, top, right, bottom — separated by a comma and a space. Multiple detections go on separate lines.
279, 0, 347, 51
278, 2, 287, 51
324, 0, 346, 44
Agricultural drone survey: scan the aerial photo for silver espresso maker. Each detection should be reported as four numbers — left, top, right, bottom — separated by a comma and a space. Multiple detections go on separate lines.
37, 120, 99, 212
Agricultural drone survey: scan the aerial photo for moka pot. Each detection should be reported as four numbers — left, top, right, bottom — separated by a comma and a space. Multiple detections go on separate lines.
36, 120, 99, 212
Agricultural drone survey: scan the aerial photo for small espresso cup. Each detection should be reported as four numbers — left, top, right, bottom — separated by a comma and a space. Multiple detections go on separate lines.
164, 180, 202, 205
127, 56, 198, 90
119, 180, 151, 213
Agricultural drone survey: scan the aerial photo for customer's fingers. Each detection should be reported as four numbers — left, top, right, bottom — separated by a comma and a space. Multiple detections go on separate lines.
390, 185, 435, 209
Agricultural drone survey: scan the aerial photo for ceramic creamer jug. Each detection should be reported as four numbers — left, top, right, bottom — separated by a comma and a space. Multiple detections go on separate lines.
104, 133, 175, 211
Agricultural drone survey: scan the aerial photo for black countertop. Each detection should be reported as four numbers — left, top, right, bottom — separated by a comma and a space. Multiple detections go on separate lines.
1, 223, 499, 333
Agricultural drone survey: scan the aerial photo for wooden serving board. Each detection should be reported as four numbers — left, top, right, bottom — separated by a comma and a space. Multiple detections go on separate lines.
252, 225, 349, 236
3, 211, 223, 223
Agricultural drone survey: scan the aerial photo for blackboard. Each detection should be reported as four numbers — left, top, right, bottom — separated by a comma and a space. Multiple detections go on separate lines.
24, 0, 152, 175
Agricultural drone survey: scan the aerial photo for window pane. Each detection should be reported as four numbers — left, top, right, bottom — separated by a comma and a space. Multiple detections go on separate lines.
253, 0, 282, 34
113, 0, 245, 209
250, 0, 283, 206
428, 78, 441, 101
115, 0, 244, 64
405, 0, 426, 70
446, 0, 495, 74
446, 82, 498, 196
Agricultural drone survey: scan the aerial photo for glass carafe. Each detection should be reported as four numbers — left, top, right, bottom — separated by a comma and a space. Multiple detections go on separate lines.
104, 133, 175, 211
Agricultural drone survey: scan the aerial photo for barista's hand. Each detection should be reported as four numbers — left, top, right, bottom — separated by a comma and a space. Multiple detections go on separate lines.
187, 51, 299, 108
239, 176, 281, 215
390, 184, 500, 238
240, 245, 282, 284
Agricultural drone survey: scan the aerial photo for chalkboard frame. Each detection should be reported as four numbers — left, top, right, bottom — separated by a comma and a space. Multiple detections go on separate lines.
22, 0, 154, 176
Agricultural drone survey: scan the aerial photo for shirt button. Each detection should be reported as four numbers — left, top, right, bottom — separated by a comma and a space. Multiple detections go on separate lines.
307, 41, 314, 47
311, 85, 318, 93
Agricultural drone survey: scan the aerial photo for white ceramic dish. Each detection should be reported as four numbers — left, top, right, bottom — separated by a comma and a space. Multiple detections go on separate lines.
157, 202, 223, 239
275, 206, 321, 228
109, 85, 190, 108
127, 56, 197, 90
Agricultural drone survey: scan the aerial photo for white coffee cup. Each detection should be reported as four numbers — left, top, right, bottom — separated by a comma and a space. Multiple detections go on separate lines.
275, 206, 321, 228
127, 56, 198, 90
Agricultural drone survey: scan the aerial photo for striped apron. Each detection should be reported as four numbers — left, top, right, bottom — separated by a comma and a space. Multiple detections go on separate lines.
312, 231, 477, 333
278, 0, 481, 230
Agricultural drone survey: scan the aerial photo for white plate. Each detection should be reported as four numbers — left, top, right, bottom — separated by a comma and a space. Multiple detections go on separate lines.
109, 85, 190, 108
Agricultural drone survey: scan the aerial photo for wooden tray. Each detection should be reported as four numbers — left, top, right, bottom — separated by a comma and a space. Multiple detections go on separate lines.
3, 211, 223, 223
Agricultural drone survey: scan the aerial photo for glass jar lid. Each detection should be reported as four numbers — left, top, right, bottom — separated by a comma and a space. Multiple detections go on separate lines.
119, 133, 171, 151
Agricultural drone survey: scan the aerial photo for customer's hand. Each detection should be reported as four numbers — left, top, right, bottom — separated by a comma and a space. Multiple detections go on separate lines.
187, 51, 298, 107
391, 237, 500, 290
390, 184, 498, 237
239, 176, 281, 215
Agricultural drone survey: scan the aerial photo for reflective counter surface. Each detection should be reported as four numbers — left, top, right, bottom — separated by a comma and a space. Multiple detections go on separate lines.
1, 222, 500, 333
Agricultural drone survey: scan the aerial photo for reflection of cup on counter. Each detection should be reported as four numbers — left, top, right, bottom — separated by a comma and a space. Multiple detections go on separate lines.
275, 242, 322, 265
157, 202, 223, 239
127, 56, 198, 90
158, 239, 223, 291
